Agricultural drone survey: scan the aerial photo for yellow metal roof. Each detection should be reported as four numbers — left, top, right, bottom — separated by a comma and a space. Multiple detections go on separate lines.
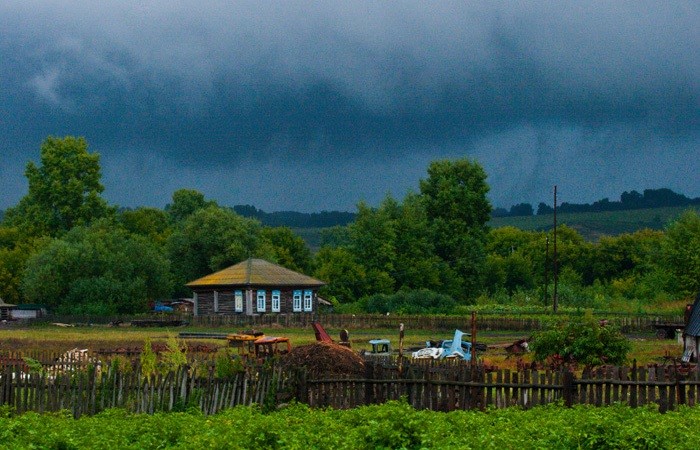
186, 258, 325, 288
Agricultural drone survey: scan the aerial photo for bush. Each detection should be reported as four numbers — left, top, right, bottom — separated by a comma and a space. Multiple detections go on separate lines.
530, 311, 631, 366
364, 289, 457, 314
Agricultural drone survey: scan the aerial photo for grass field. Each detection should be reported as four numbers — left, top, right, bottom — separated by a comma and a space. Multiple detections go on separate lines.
0, 322, 681, 369
489, 205, 700, 241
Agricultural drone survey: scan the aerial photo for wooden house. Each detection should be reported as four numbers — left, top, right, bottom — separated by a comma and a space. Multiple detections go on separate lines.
186, 258, 325, 316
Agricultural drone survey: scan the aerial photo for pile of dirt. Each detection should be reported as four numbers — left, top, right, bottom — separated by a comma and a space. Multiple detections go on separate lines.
283, 342, 365, 378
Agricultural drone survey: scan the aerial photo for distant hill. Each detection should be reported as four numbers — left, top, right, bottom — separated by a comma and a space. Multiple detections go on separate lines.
233, 205, 355, 228
495, 188, 700, 218
489, 205, 700, 241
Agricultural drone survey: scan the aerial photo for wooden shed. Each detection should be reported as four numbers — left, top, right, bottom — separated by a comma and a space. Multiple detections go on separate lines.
0, 298, 14, 321
186, 258, 325, 316
682, 293, 700, 362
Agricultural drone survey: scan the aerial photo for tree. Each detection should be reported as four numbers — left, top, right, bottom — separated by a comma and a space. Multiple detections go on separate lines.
0, 226, 47, 304
390, 193, 444, 292
509, 203, 534, 216
419, 158, 492, 300
314, 247, 368, 303
119, 207, 172, 246
4, 136, 112, 236
165, 189, 216, 223
662, 210, 700, 297
591, 230, 664, 283
348, 200, 397, 295
167, 206, 272, 294
530, 312, 631, 367
260, 226, 313, 273
21, 220, 172, 314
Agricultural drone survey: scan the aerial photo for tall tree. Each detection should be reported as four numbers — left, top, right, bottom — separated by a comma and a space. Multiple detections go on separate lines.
165, 189, 216, 223
419, 158, 492, 300
4, 136, 112, 236
119, 207, 172, 246
663, 210, 700, 297
261, 226, 314, 273
167, 206, 272, 294
348, 200, 397, 295
21, 220, 172, 314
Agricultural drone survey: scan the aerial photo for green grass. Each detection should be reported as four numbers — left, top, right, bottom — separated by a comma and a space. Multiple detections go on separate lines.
489, 205, 700, 241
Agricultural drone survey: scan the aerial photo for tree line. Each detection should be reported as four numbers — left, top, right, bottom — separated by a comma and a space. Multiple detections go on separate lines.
1, 136, 698, 316
493, 188, 700, 217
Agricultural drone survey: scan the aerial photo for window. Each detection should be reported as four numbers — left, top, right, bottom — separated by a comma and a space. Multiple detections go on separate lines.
234, 290, 243, 313
303, 290, 313, 312
272, 290, 281, 312
293, 290, 302, 312
214, 290, 219, 313
257, 290, 266, 312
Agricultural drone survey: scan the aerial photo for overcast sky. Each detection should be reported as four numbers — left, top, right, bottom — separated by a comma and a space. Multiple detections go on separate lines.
1, 1, 698, 212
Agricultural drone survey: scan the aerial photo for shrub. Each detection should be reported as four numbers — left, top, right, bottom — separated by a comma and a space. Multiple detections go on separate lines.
364, 289, 457, 314
530, 311, 631, 366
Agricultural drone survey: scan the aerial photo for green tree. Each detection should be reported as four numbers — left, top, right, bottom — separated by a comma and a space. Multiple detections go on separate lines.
390, 193, 444, 292
530, 312, 631, 366
662, 210, 700, 297
21, 220, 172, 314
165, 189, 216, 223
348, 200, 397, 295
0, 227, 48, 304
4, 136, 113, 236
119, 207, 172, 246
261, 226, 313, 273
591, 229, 664, 283
419, 158, 492, 300
314, 247, 367, 303
167, 206, 271, 293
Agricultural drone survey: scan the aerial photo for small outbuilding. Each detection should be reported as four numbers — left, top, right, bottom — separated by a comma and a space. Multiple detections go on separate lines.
682, 293, 700, 362
0, 298, 15, 321
186, 258, 325, 316
10, 304, 47, 320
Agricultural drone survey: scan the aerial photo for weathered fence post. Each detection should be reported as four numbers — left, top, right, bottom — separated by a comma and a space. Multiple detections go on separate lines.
563, 370, 575, 407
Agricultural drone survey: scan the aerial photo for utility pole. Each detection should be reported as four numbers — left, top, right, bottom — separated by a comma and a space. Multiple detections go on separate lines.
544, 235, 549, 306
553, 185, 558, 313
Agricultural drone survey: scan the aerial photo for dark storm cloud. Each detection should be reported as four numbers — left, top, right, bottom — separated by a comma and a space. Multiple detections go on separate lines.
1, 1, 698, 211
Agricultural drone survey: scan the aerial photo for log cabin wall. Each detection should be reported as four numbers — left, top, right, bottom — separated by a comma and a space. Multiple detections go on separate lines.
192, 287, 318, 315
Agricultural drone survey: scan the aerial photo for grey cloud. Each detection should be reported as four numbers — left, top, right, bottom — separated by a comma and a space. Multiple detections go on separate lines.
0, 1, 697, 211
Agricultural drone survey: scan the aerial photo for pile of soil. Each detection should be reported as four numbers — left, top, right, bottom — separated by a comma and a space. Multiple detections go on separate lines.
283, 342, 365, 378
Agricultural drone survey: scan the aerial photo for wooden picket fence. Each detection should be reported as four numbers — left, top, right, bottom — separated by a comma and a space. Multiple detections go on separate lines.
301, 359, 700, 413
0, 358, 289, 418
2, 353, 700, 416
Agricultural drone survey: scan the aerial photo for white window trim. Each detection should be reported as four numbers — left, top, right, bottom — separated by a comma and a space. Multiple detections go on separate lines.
271, 290, 281, 312
303, 290, 313, 312
257, 290, 266, 312
234, 290, 243, 313
293, 290, 302, 312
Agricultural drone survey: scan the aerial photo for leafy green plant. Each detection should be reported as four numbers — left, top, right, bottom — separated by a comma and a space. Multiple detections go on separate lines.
161, 334, 187, 373
530, 311, 631, 366
140, 337, 157, 380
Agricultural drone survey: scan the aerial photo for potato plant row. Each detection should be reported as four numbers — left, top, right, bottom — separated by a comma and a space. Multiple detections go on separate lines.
1, 400, 698, 449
